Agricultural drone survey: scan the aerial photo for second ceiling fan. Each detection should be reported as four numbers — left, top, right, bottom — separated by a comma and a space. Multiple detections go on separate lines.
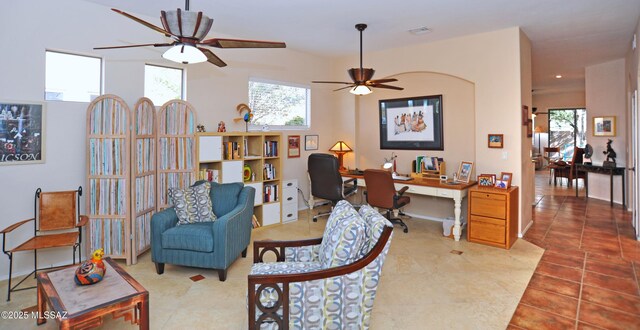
313, 24, 403, 95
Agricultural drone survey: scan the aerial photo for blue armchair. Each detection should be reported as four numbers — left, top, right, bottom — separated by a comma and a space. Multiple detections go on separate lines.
151, 181, 255, 281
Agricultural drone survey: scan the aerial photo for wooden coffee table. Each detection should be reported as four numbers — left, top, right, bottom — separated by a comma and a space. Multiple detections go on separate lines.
37, 257, 149, 329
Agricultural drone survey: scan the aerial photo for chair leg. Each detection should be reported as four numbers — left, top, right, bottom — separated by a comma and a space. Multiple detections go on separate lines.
242, 248, 248, 258
385, 210, 409, 233
7, 253, 12, 301
155, 262, 164, 275
218, 269, 227, 281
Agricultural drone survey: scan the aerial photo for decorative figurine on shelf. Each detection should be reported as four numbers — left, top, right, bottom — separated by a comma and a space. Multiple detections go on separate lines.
196, 124, 206, 132
74, 248, 107, 285
603, 139, 617, 168
234, 103, 253, 132
217, 121, 226, 132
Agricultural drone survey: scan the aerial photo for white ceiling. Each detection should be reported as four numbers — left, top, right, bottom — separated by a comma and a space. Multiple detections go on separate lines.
86, 0, 640, 93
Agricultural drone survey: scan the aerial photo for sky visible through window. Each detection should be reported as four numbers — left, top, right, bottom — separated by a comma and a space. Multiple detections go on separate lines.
45, 51, 101, 102
144, 65, 183, 106
248, 80, 309, 127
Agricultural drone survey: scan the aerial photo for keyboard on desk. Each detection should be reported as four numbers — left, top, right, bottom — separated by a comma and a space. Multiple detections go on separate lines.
346, 170, 364, 175
392, 175, 413, 181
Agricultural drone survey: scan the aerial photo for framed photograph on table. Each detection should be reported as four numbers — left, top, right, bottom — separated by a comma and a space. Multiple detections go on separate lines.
593, 116, 616, 136
499, 172, 512, 188
477, 174, 495, 187
488, 134, 503, 148
378, 95, 443, 150
0, 101, 45, 165
287, 135, 300, 158
494, 180, 508, 189
456, 161, 474, 183
304, 134, 318, 151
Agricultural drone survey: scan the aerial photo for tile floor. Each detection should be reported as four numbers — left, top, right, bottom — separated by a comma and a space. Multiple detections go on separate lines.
509, 171, 640, 329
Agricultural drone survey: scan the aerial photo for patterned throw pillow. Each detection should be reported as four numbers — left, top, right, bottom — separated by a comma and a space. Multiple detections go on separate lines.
169, 182, 216, 225
318, 200, 367, 268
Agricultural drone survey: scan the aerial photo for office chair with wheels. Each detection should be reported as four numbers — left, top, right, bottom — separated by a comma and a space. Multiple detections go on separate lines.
363, 169, 410, 233
1, 187, 87, 301
307, 153, 358, 222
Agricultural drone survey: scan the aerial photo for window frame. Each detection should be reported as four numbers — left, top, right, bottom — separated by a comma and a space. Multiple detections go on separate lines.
144, 63, 186, 105
44, 49, 103, 103
248, 77, 311, 131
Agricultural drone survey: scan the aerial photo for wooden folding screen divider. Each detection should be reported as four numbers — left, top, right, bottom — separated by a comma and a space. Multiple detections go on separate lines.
157, 100, 197, 211
86, 94, 131, 264
131, 97, 156, 264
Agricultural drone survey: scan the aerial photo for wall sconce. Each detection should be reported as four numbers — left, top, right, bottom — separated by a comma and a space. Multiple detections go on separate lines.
329, 140, 353, 171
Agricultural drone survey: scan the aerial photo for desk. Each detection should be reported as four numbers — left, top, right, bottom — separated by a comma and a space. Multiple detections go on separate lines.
341, 173, 477, 241
575, 164, 626, 208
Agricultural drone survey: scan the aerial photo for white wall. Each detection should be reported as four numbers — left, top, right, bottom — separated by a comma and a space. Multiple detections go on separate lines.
336, 27, 532, 232
585, 59, 627, 204
0, 0, 339, 280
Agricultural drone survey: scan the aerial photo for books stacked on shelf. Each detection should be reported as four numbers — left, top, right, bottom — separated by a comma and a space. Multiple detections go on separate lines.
244, 138, 249, 157
251, 215, 261, 228
264, 163, 276, 180
198, 168, 219, 182
264, 141, 278, 157
223, 141, 240, 160
264, 183, 279, 203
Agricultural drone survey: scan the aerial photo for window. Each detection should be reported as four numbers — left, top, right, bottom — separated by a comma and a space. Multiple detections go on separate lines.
144, 64, 184, 105
248, 79, 310, 129
45, 51, 102, 102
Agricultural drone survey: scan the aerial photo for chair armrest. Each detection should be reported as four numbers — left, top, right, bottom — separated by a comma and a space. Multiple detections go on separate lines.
213, 186, 255, 265
397, 186, 409, 196
343, 177, 356, 185
253, 237, 323, 263
76, 215, 89, 227
1, 218, 34, 234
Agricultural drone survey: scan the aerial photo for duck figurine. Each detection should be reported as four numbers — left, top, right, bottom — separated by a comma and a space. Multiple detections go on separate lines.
74, 248, 107, 285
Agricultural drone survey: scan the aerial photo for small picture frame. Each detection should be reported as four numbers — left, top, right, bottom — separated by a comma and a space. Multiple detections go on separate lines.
494, 180, 508, 189
304, 134, 319, 151
526, 119, 533, 138
477, 174, 495, 187
287, 135, 300, 158
456, 161, 474, 183
522, 105, 529, 126
593, 116, 616, 137
488, 134, 503, 148
499, 172, 513, 188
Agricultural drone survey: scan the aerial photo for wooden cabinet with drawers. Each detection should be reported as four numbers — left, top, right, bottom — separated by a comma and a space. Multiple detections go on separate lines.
467, 186, 519, 249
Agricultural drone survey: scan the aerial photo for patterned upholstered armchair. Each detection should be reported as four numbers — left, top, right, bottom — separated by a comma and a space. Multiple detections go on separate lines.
248, 201, 393, 329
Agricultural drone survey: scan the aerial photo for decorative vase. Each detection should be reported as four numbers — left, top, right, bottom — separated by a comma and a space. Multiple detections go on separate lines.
74, 248, 107, 285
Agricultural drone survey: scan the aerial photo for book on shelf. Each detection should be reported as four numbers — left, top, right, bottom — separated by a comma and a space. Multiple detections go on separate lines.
263, 183, 279, 203
198, 169, 219, 182
264, 141, 278, 157
263, 163, 276, 180
251, 215, 260, 228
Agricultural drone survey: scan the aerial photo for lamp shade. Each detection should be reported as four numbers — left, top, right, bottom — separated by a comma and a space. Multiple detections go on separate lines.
162, 44, 207, 64
534, 126, 543, 133
350, 85, 372, 95
329, 141, 353, 153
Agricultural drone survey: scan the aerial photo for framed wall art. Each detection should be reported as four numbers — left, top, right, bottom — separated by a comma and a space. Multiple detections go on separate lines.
0, 101, 45, 165
288, 135, 301, 158
526, 119, 533, 138
488, 134, 503, 148
378, 95, 443, 150
593, 116, 616, 137
304, 134, 319, 151
522, 105, 529, 125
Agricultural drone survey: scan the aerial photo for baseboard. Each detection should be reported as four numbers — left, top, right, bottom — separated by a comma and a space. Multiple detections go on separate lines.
519, 219, 534, 238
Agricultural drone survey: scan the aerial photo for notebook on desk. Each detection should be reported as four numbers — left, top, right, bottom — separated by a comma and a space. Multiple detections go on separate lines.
392, 174, 413, 181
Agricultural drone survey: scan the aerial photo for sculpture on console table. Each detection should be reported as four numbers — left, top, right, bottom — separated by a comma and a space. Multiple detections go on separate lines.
603, 139, 617, 168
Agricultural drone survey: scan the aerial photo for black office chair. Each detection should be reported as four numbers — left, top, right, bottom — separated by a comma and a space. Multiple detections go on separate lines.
307, 153, 358, 222
363, 169, 410, 233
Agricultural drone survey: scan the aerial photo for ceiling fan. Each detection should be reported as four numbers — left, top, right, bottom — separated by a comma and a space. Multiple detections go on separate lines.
312, 24, 403, 95
94, 0, 286, 67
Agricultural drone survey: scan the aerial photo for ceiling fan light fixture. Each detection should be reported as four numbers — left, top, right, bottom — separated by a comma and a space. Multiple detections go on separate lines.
162, 10, 213, 40
350, 85, 372, 95
162, 44, 207, 64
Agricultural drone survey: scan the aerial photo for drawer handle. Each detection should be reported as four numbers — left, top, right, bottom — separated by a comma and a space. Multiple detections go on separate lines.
287, 213, 293, 217
287, 197, 293, 201
287, 183, 293, 186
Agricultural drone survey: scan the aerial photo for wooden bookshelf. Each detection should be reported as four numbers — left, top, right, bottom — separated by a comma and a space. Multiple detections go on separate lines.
86, 94, 131, 263
157, 100, 197, 211
131, 97, 156, 264
196, 132, 282, 227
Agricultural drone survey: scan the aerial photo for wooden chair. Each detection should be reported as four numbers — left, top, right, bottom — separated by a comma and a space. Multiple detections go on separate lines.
543, 147, 561, 184
1, 187, 87, 301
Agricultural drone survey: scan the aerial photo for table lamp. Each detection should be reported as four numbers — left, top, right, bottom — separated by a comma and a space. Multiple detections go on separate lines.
329, 140, 352, 171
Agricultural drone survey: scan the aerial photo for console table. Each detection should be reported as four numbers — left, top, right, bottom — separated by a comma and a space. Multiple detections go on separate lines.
575, 164, 625, 208
341, 173, 476, 241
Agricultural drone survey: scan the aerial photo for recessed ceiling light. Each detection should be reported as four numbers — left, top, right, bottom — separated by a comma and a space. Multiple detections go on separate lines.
408, 26, 431, 35
555, 75, 563, 79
